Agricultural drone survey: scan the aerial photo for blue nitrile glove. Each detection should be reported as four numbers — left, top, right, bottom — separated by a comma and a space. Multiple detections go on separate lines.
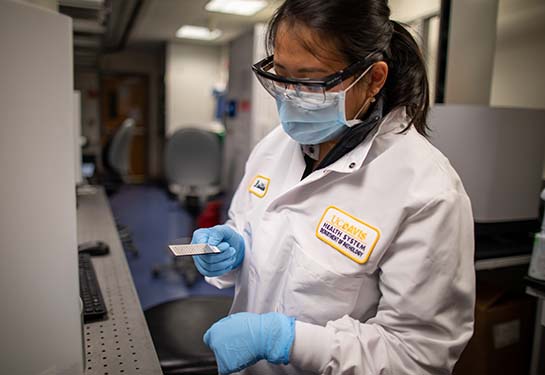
203, 312, 296, 375
191, 224, 245, 277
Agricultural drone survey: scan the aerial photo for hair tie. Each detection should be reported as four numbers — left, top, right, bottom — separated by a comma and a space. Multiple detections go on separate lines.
384, 19, 395, 48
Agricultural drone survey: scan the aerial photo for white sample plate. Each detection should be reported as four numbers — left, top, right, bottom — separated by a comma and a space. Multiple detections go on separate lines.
168, 243, 221, 256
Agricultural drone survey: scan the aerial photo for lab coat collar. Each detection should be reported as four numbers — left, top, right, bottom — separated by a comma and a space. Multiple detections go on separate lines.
301, 144, 320, 161
377, 106, 409, 135
323, 106, 409, 174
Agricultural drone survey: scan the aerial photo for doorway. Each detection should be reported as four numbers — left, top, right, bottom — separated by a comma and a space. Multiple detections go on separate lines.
100, 73, 149, 183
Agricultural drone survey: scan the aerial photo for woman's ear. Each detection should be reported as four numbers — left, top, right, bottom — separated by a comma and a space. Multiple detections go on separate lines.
367, 61, 388, 97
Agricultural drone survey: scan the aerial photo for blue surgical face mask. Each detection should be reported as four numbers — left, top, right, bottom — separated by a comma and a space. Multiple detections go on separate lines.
276, 65, 373, 145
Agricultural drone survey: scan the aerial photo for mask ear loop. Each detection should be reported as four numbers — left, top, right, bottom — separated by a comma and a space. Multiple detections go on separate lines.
345, 63, 374, 92
344, 64, 375, 127
352, 95, 376, 120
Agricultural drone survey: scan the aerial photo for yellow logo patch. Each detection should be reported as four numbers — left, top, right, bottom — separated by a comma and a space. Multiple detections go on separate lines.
316, 206, 380, 264
248, 175, 270, 198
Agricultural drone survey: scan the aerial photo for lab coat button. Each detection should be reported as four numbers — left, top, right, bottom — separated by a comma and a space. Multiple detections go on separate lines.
349, 162, 356, 169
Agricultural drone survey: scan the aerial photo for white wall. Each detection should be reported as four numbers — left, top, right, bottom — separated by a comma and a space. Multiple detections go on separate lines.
491, 0, 545, 177
491, 1, 545, 109
20, 0, 57, 11
99, 46, 165, 179
75, 46, 165, 179
426, 17, 440, 103
251, 23, 280, 147
445, 0, 499, 105
73, 91, 82, 184
74, 71, 100, 162
222, 24, 280, 194
389, 0, 440, 22
223, 30, 255, 193
391, 0, 545, 178
165, 43, 223, 135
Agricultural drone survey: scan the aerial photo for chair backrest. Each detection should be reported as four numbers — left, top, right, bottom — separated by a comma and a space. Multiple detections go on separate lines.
165, 127, 222, 190
108, 118, 136, 178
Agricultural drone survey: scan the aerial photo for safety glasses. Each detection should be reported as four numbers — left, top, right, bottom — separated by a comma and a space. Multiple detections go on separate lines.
251, 53, 377, 104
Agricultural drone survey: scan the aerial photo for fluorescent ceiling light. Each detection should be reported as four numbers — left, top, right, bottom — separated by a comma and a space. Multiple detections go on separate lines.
176, 25, 222, 40
205, 0, 268, 16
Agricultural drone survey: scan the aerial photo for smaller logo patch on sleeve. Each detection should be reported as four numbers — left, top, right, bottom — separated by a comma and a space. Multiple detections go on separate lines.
248, 175, 270, 198
316, 206, 380, 264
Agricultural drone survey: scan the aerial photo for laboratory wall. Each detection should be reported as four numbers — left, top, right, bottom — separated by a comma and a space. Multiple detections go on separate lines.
100, 46, 165, 179
491, 0, 545, 177
392, 0, 545, 178
20, 0, 57, 11
251, 23, 280, 147
491, 1, 545, 109
223, 30, 255, 193
165, 43, 224, 135
445, 0, 499, 105
222, 24, 279, 194
389, 1, 441, 103
75, 71, 101, 166
389, 0, 440, 22
73, 91, 82, 184
74, 45, 165, 179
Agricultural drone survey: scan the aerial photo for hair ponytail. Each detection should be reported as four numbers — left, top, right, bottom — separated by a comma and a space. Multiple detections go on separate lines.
384, 20, 430, 135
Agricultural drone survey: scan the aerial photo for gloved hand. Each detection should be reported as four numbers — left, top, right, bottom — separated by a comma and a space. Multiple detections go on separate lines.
204, 312, 296, 375
191, 224, 245, 277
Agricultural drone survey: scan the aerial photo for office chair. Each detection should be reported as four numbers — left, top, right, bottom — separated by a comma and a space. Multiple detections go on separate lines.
153, 127, 223, 282
108, 117, 136, 183
144, 296, 233, 374
104, 118, 139, 257
164, 127, 222, 208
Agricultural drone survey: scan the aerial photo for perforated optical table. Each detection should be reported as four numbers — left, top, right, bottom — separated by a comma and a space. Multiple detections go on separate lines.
77, 186, 162, 375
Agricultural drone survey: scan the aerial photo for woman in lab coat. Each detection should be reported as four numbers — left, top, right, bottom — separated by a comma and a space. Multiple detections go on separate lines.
191, 0, 475, 374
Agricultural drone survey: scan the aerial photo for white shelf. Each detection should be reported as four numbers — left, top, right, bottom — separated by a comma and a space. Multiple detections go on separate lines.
475, 254, 531, 271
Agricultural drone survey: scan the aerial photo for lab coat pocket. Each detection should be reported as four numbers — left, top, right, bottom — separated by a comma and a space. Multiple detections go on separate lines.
279, 242, 364, 325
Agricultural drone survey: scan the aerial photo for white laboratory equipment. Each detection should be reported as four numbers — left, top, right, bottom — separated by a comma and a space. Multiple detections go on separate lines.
430, 105, 545, 261
0, 1, 84, 374
529, 189, 545, 280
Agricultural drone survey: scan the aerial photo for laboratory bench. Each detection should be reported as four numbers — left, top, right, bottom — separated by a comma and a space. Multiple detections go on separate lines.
77, 186, 162, 375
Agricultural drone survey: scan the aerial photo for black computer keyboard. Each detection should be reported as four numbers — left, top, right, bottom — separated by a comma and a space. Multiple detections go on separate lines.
79, 253, 108, 323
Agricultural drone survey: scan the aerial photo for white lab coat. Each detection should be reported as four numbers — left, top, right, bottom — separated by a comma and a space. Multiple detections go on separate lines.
207, 107, 475, 374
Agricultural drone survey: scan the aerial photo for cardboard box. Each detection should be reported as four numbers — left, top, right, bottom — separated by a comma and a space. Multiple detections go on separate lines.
454, 282, 534, 375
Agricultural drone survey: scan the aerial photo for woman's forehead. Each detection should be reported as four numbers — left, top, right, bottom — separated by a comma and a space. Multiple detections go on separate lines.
274, 21, 346, 70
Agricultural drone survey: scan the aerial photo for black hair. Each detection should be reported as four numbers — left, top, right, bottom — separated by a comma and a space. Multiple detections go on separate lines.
266, 0, 430, 135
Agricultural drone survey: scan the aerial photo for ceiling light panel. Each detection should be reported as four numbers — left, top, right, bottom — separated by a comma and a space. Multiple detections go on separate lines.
175, 25, 222, 40
205, 0, 268, 16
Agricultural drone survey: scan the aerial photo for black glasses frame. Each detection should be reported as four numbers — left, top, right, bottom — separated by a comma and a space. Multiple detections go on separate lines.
251, 53, 378, 90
